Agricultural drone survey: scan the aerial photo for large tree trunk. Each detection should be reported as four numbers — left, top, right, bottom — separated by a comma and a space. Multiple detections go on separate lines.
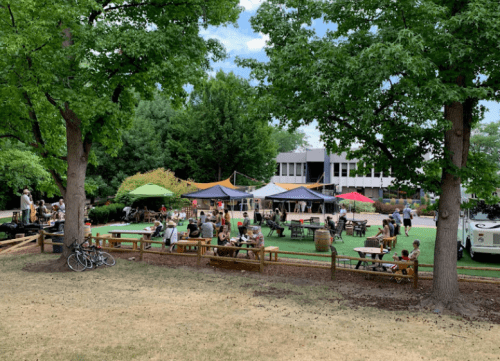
430, 94, 470, 306
61, 113, 91, 258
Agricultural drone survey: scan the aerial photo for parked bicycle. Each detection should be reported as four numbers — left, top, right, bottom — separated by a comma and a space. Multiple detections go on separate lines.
67, 241, 115, 272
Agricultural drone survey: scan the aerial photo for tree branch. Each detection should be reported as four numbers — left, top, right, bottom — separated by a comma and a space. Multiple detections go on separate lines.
0, 134, 24, 143
7, 4, 15, 28
401, 10, 408, 29
103, 1, 188, 12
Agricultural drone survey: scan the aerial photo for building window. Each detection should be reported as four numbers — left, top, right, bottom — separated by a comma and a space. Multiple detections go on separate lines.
341, 163, 348, 177
304, 163, 306, 176
289, 163, 294, 176
282, 163, 287, 176
333, 163, 339, 177
296, 163, 302, 176
349, 163, 356, 177
276, 163, 280, 176
374, 169, 381, 178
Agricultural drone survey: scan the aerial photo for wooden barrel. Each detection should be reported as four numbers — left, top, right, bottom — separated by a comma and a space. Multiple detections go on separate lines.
314, 229, 331, 252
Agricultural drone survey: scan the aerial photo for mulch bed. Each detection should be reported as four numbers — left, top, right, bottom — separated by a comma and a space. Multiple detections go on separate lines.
5, 242, 500, 323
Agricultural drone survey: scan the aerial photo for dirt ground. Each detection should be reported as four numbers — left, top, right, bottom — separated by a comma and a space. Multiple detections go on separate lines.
0, 250, 499, 361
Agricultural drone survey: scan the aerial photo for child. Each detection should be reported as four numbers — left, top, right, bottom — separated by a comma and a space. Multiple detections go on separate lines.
391, 249, 409, 272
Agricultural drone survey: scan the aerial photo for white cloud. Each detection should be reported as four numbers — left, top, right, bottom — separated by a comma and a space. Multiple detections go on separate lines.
239, 0, 264, 11
246, 33, 270, 51
199, 27, 269, 54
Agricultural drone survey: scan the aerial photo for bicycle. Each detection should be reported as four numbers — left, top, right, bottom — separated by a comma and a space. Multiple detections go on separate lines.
84, 244, 115, 268
67, 242, 88, 272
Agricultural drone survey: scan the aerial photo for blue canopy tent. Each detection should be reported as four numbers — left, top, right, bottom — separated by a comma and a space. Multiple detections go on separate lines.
181, 185, 253, 233
265, 186, 337, 218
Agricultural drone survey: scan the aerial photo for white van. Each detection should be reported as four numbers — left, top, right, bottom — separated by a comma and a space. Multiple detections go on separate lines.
458, 189, 500, 260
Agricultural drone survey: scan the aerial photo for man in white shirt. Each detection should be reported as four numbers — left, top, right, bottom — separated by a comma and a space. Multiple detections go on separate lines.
20, 189, 32, 224
52, 199, 66, 220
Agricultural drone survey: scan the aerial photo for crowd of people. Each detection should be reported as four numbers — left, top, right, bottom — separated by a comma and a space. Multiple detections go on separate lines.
19, 188, 66, 224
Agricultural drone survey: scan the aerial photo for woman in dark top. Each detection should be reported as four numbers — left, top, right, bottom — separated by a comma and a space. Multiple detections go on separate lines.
187, 218, 200, 238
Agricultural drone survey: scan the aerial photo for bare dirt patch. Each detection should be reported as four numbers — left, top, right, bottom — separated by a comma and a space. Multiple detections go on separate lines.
1, 253, 500, 360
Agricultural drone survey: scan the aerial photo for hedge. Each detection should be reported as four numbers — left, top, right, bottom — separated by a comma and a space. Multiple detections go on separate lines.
88, 203, 125, 225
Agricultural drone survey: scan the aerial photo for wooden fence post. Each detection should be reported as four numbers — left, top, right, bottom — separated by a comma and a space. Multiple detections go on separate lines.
139, 237, 144, 261
259, 246, 264, 273
331, 249, 336, 281
413, 260, 419, 289
40, 231, 45, 253
197, 240, 202, 267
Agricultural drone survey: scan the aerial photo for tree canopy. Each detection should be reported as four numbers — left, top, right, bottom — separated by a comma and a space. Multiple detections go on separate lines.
0, 0, 241, 257
272, 127, 310, 154
237, 0, 500, 309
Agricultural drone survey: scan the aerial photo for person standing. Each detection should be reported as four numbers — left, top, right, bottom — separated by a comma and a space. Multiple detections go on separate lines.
164, 221, 179, 252
307, 201, 312, 214
391, 208, 402, 235
224, 209, 231, 233
402, 204, 412, 237
20, 189, 32, 224
300, 201, 306, 213
294, 201, 300, 213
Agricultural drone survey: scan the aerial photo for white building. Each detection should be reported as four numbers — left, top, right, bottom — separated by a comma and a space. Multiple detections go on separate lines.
271, 148, 425, 199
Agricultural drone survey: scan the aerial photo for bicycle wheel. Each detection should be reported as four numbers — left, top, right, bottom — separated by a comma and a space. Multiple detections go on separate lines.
67, 253, 87, 272
100, 251, 115, 266
83, 252, 93, 269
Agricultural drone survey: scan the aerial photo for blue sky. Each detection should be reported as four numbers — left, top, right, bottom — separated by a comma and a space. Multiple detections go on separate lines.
196, 1, 499, 149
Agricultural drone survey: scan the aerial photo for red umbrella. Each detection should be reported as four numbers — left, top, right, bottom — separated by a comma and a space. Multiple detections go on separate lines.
335, 192, 374, 219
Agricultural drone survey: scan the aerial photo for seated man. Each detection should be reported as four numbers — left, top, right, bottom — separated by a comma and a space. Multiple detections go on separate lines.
186, 218, 200, 238
37, 200, 53, 223
51, 199, 66, 220
391, 249, 410, 272
151, 221, 163, 238
201, 220, 214, 239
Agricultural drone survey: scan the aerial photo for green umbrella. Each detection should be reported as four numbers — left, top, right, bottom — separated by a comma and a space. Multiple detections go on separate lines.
130, 183, 174, 197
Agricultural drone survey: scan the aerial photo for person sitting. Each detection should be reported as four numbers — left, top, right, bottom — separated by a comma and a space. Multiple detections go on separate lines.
179, 210, 186, 220
198, 211, 206, 226
163, 221, 179, 252
409, 239, 421, 261
151, 220, 163, 238
186, 218, 200, 238
339, 204, 347, 223
173, 209, 179, 220
51, 199, 66, 220
248, 226, 265, 259
215, 225, 234, 258
37, 200, 53, 223
387, 219, 395, 237
273, 208, 281, 225
391, 249, 410, 272
388, 217, 399, 236
373, 219, 391, 242
201, 219, 214, 239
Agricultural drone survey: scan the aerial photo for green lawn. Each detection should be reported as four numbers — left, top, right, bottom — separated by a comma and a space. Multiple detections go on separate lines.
90, 218, 500, 279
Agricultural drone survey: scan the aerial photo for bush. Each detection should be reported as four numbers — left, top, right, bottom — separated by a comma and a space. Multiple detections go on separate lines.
416, 206, 436, 217
339, 199, 376, 213
88, 203, 125, 224
390, 198, 396, 205
373, 201, 402, 214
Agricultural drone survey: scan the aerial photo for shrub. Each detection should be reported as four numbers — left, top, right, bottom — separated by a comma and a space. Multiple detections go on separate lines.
398, 198, 405, 205
373, 201, 402, 214
390, 197, 396, 205
406, 198, 413, 204
88, 203, 125, 224
416, 206, 436, 217
339, 199, 375, 213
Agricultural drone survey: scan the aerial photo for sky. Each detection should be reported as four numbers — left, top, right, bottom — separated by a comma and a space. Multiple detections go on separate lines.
195, 0, 500, 150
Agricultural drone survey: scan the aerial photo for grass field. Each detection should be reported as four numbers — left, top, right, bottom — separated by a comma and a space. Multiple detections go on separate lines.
91, 218, 500, 278
0, 252, 498, 361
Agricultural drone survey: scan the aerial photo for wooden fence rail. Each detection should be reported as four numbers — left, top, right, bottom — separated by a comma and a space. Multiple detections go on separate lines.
35, 233, 500, 287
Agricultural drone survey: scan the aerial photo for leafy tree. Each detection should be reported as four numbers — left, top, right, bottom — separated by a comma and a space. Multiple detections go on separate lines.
272, 127, 310, 153
238, 0, 500, 311
0, 0, 241, 261
86, 94, 177, 199
170, 70, 277, 183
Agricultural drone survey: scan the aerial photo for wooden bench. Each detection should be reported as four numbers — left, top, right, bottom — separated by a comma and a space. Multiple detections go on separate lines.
254, 246, 279, 261
175, 238, 212, 255
382, 236, 397, 249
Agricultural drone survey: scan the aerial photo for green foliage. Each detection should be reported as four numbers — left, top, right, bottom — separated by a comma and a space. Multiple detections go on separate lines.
116, 168, 197, 208
88, 203, 125, 225
237, 0, 500, 199
339, 199, 375, 213
169, 71, 278, 183
0, 0, 242, 204
271, 127, 311, 153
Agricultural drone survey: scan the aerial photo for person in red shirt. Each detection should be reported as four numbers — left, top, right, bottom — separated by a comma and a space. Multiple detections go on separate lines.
160, 205, 167, 212
391, 249, 410, 272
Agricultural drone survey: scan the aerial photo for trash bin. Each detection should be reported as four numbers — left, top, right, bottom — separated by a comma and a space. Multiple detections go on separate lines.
52, 231, 64, 253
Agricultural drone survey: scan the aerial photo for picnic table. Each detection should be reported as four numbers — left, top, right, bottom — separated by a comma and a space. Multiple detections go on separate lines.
353, 247, 389, 271
108, 230, 155, 249
284, 223, 325, 241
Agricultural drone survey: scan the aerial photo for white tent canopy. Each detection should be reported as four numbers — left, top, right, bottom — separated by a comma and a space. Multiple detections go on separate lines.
251, 183, 287, 199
